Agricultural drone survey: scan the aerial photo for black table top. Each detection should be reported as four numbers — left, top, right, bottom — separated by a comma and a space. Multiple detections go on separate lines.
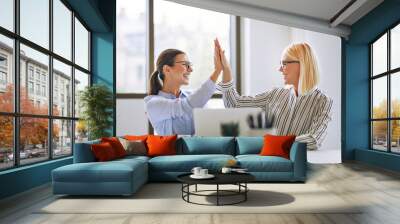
177, 172, 255, 185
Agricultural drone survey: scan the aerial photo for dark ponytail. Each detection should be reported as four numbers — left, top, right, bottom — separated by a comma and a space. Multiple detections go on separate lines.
149, 71, 163, 95
148, 49, 185, 95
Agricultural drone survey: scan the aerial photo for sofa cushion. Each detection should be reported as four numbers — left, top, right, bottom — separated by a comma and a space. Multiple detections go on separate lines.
236, 137, 263, 155
118, 138, 147, 156
260, 134, 296, 159
148, 154, 235, 172
147, 135, 177, 157
115, 155, 150, 163
101, 137, 127, 158
178, 137, 235, 155
236, 155, 293, 172
52, 159, 147, 183
91, 142, 118, 161
124, 135, 148, 142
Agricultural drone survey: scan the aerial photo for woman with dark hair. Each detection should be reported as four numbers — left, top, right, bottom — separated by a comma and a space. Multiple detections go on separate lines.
144, 40, 222, 135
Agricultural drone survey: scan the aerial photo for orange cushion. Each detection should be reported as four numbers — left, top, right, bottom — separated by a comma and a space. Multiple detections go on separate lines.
259, 134, 296, 159
146, 135, 177, 157
124, 135, 148, 142
91, 142, 117, 161
101, 137, 127, 158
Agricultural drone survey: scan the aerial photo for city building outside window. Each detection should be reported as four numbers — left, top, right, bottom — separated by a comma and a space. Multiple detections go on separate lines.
371, 23, 400, 154
0, 0, 91, 170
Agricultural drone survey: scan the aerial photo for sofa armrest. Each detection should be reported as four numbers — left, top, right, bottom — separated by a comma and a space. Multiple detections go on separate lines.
289, 142, 307, 181
73, 140, 100, 163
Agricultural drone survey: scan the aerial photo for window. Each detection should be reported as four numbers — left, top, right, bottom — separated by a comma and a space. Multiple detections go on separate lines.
29, 67, 34, 80
0, 116, 13, 170
154, 0, 231, 91
371, 23, 400, 153
19, 117, 49, 165
0, 0, 14, 32
20, 0, 49, 49
53, 119, 72, 158
53, 0, 72, 60
53, 59, 72, 117
35, 70, 41, 81
116, 0, 146, 93
116, 0, 238, 136
0, 0, 91, 170
28, 81, 34, 94
74, 69, 89, 119
36, 84, 40, 95
42, 85, 46, 97
0, 71, 6, 85
117, 0, 234, 94
0, 35, 13, 113
75, 18, 89, 70
0, 55, 7, 67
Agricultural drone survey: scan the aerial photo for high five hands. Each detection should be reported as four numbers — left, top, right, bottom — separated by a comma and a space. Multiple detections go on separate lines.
214, 38, 232, 83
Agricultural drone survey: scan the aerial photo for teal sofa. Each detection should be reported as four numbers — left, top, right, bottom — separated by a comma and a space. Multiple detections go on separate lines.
52, 137, 307, 196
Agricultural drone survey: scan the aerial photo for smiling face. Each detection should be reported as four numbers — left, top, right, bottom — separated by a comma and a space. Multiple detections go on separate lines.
278, 55, 300, 87
163, 53, 193, 86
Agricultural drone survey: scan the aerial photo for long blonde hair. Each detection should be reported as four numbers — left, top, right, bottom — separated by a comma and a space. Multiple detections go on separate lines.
283, 43, 319, 95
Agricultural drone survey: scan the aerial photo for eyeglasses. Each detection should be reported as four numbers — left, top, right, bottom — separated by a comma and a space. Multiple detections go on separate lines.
280, 60, 299, 68
175, 61, 193, 69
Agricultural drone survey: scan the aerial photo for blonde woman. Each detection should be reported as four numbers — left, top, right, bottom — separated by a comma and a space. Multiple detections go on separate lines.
215, 40, 332, 150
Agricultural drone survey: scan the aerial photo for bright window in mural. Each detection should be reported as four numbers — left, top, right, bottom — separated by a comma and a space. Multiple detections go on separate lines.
0, 0, 91, 170
371, 23, 400, 153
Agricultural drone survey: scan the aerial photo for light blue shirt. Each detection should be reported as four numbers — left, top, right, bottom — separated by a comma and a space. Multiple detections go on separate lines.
144, 79, 216, 135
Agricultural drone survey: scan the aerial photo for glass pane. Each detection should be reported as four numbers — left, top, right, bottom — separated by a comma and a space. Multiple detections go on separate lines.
75, 18, 89, 70
20, 0, 49, 49
116, 0, 146, 93
372, 121, 387, 151
0, 34, 14, 112
372, 77, 387, 119
53, 59, 72, 117
20, 44, 49, 115
392, 72, 400, 118
372, 33, 387, 76
74, 69, 89, 118
75, 120, 88, 143
391, 24, 400, 70
154, 0, 231, 90
53, 119, 72, 157
0, 116, 13, 170
53, 0, 72, 60
0, 0, 14, 31
391, 120, 400, 153
20, 117, 49, 165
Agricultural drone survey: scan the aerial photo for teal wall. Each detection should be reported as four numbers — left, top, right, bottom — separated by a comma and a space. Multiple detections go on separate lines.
0, 0, 116, 200
344, 0, 400, 171
92, 32, 115, 135
0, 158, 72, 199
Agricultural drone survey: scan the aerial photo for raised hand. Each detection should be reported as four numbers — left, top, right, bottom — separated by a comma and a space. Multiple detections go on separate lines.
214, 39, 223, 74
214, 38, 230, 71
215, 38, 232, 83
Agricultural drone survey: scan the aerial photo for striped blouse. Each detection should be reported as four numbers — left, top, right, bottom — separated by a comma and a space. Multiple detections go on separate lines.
218, 80, 333, 150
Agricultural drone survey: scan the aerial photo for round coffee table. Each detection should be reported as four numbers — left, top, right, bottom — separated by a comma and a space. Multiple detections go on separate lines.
177, 172, 255, 206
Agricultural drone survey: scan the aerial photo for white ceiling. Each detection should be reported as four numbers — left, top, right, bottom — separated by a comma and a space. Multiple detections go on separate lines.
224, 0, 352, 23
166, 0, 384, 38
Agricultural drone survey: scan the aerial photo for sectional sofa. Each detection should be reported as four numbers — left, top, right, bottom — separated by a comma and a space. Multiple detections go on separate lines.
52, 136, 307, 196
